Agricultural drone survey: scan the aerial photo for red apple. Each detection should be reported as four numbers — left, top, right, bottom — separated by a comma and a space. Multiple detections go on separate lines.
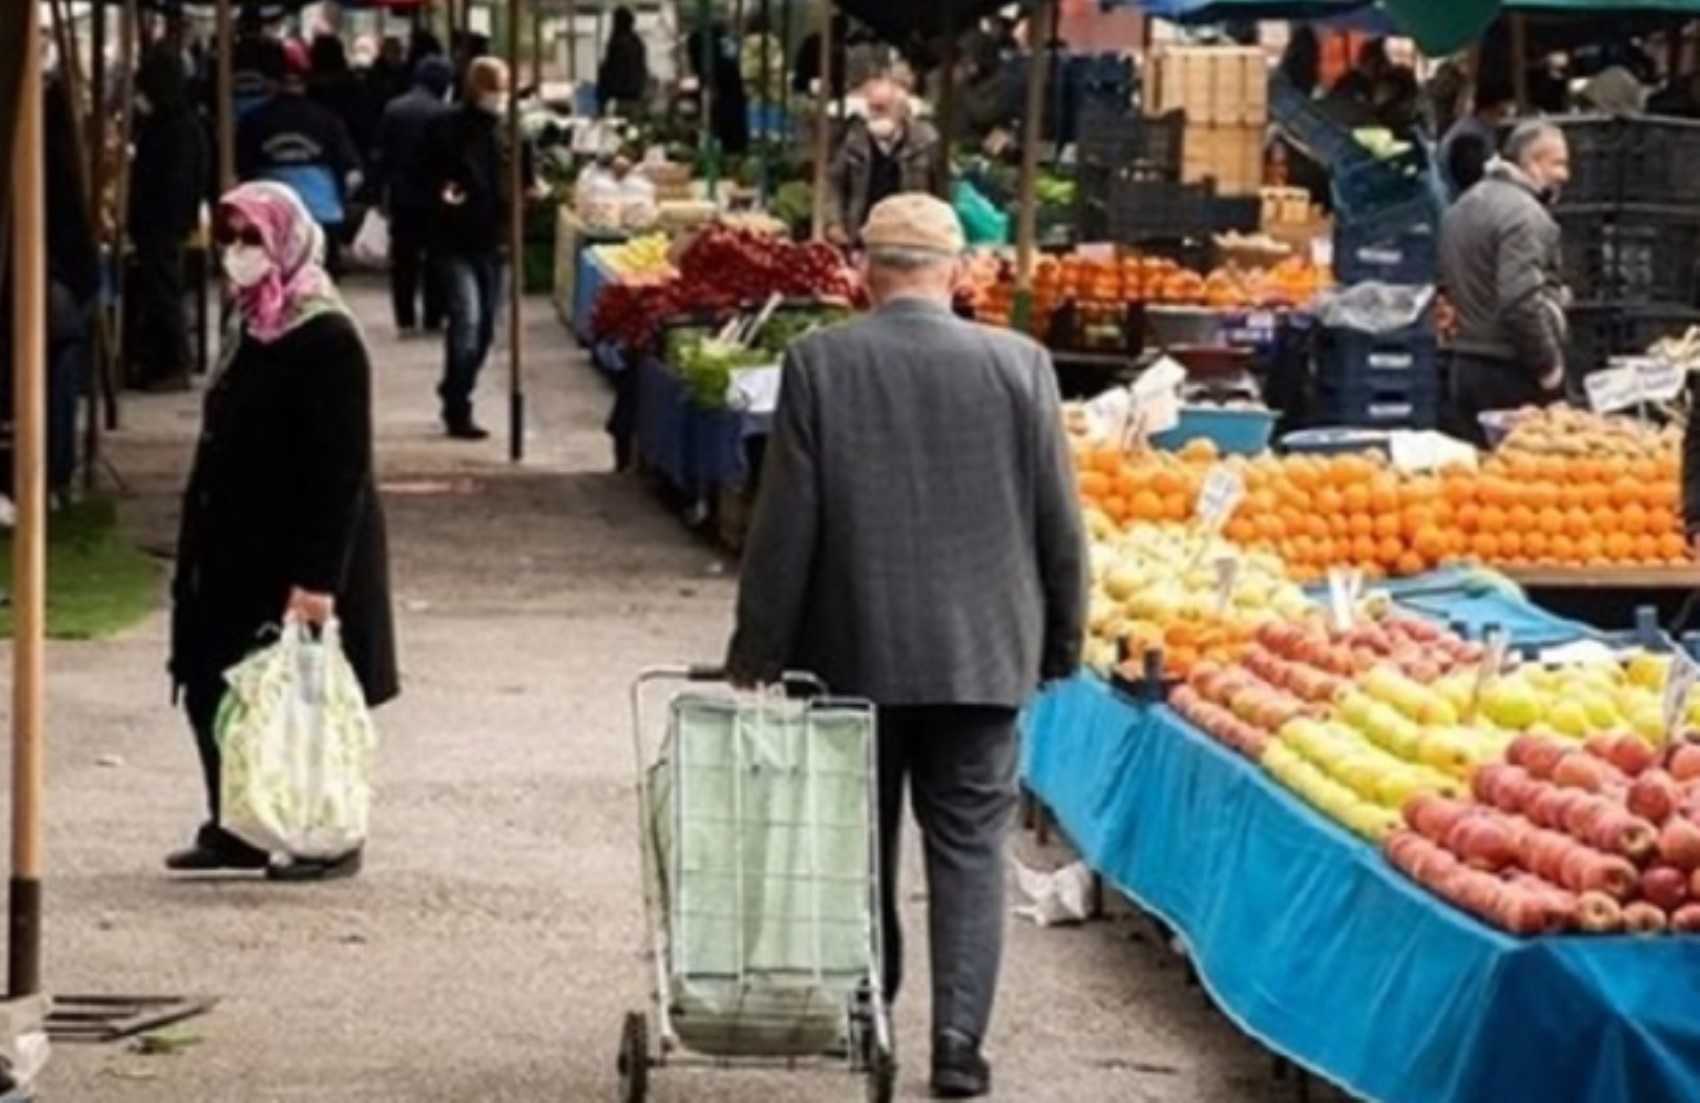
1564, 795, 1617, 839
1588, 812, 1660, 864
1510, 736, 1568, 781
1643, 866, 1691, 911
1577, 891, 1625, 933
1449, 817, 1518, 872
1584, 735, 1619, 763
1671, 903, 1700, 933
1406, 795, 1474, 843
1628, 771, 1682, 825
1625, 901, 1670, 935
1581, 854, 1641, 902
1658, 819, 1700, 873
1528, 786, 1580, 831
1670, 744, 1700, 783
1609, 735, 1660, 778
1554, 753, 1613, 794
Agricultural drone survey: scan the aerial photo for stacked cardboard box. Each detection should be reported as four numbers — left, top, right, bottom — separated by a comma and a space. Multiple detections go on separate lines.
1143, 46, 1268, 196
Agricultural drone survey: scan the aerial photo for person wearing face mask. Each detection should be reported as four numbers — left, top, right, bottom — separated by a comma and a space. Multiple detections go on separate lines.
824, 77, 946, 248
1438, 120, 1573, 446
378, 54, 454, 334
420, 56, 536, 440
168, 182, 397, 882
129, 45, 210, 392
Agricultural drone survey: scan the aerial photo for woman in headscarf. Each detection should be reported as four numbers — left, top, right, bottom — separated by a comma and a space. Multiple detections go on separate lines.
167, 183, 398, 882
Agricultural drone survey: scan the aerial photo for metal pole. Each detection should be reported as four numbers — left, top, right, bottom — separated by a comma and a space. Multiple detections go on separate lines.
934, 14, 959, 198
698, 0, 718, 198
809, 0, 834, 239
86, 0, 108, 486
757, 0, 771, 201
1512, 13, 1530, 114
565, 0, 576, 85
779, 0, 792, 143
508, 0, 526, 464
108, 0, 139, 429
11, 0, 49, 1001
1014, 0, 1054, 333
216, 0, 234, 193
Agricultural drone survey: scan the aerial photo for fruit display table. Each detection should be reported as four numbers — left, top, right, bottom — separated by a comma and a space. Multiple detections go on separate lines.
553, 210, 628, 338
633, 355, 771, 511
1024, 675, 1700, 1103
1497, 566, 1700, 636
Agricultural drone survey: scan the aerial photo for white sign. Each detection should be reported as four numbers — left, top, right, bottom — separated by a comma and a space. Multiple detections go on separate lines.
1588, 358, 1688, 413
1664, 649, 1700, 740
1195, 466, 1246, 535
1466, 627, 1510, 724
726, 365, 783, 414
1326, 567, 1363, 634
1213, 555, 1240, 615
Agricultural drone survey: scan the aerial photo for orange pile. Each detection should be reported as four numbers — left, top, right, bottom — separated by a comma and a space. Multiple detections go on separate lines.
1072, 442, 1689, 582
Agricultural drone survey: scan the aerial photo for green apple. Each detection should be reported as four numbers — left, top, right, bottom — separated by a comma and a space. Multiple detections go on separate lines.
1548, 699, 1592, 739
1481, 681, 1543, 731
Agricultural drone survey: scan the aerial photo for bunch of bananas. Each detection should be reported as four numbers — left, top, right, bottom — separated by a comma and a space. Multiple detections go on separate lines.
596, 234, 674, 279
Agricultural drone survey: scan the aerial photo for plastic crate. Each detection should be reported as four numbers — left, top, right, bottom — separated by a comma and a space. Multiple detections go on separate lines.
1333, 218, 1438, 286
1552, 117, 1630, 205
1078, 105, 1185, 179
1312, 385, 1440, 430
1315, 320, 1439, 390
1331, 146, 1443, 225
1103, 177, 1218, 247
1566, 303, 1700, 379
1557, 208, 1700, 306
1555, 115, 1700, 206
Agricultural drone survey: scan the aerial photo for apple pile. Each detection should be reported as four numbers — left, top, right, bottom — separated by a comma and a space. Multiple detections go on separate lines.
1474, 654, 1676, 745
1386, 734, 1700, 936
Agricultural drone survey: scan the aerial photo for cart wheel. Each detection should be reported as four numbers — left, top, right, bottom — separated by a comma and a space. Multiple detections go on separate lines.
617, 1011, 649, 1103
865, 1047, 896, 1103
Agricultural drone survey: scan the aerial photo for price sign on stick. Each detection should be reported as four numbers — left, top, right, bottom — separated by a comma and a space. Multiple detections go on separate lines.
1325, 567, 1363, 633
1213, 555, 1240, 615
1466, 626, 1510, 725
1195, 466, 1246, 535
1664, 650, 1700, 741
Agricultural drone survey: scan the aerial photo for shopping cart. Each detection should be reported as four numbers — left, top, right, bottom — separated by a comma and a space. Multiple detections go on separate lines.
620, 666, 895, 1103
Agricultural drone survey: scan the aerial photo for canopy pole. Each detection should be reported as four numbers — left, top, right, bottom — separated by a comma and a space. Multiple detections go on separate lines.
217, 0, 235, 194
758, 0, 772, 204
11, 0, 49, 1002
934, 14, 959, 198
1512, 14, 1529, 114
107, 0, 139, 432
86, 0, 108, 488
809, 0, 835, 240
565, 0, 576, 85
698, 0, 718, 200
1013, 0, 1055, 334
508, 0, 526, 464
778, 0, 793, 154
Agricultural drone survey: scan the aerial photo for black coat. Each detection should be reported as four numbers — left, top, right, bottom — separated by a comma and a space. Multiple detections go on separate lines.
133, 48, 210, 243
597, 31, 649, 107
379, 86, 448, 212
420, 104, 532, 256
171, 312, 399, 707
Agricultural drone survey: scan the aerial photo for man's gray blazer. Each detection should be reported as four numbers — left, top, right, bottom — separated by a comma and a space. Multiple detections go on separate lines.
728, 297, 1088, 708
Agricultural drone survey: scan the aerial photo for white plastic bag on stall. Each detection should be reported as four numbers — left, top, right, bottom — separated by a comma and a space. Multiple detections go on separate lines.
351, 209, 390, 269
216, 619, 378, 860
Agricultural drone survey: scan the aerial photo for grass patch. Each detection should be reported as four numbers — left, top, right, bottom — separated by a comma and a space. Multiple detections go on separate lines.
0, 497, 160, 640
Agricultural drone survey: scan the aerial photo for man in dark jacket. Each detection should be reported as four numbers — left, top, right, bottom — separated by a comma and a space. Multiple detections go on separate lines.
1439, 79, 1514, 201
825, 77, 946, 246
1439, 121, 1571, 445
130, 46, 209, 391
237, 40, 362, 272
727, 194, 1087, 1102
379, 55, 453, 333
597, 6, 649, 113
420, 56, 534, 439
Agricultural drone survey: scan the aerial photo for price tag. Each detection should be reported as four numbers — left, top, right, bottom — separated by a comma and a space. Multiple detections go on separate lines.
1640, 359, 1687, 404
1589, 359, 1691, 413
1213, 555, 1240, 615
1466, 626, 1510, 724
1325, 566, 1363, 633
1195, 466, 1245, 535
1663, 649, 1700, 740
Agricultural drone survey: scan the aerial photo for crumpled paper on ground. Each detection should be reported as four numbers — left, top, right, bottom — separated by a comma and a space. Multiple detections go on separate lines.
1013, 860, 1094, 928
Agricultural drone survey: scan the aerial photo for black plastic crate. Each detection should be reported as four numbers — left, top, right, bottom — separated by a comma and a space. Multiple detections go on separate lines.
1557, 208, 1700, 306
1334, 218, 1438, 287
1566, 303, 1700, 381
1554, 115, 1700, 206
1102, 177, 1217, 248
1553, 117, 1631, 205
1312, 383, 1440, 430
1078, 105, 1184, 179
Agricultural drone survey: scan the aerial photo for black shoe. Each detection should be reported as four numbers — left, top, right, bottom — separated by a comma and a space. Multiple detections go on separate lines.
165, 825, 269, 873
444, 419, 490, 441
266, 850, 364, 883
931, 1031, 990, 1100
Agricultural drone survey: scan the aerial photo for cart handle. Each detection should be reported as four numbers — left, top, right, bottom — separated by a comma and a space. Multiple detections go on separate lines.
634, 666, 828, 694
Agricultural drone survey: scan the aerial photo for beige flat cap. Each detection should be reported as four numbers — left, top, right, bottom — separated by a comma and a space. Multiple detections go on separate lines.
863, 192, 966, 255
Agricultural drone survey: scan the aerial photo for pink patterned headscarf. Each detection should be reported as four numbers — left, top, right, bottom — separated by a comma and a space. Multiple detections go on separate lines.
218, 182, 348, 345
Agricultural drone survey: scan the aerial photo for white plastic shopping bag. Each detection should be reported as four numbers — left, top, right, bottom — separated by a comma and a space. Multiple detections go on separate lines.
216, 619, 378, 860
351, 208, 390, 270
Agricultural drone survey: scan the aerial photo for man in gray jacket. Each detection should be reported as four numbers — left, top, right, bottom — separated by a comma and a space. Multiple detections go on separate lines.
727, 194, 1087, 1099
825, 78, 947, 246
1439, 120, 1571, 444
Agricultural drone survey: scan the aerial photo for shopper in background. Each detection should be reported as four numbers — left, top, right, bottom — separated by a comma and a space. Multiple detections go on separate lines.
168, 183, 397, 881
130, 45, 210, 393
421, 56, 535, 441
823, 77, 946, 247
237, 39, 364, 274
1439, 121, 1572, 445
1440, 78, 1516, 201
727, 193, 1086, 1102
740, 11, 787, 111
596, 6, 649, 114
309, 34, 379, 183
684, 20, 750, 157
379, 55, 454, 335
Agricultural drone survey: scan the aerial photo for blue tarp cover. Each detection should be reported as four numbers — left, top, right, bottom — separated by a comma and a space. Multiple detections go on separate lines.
1024, 677, 1700, 1103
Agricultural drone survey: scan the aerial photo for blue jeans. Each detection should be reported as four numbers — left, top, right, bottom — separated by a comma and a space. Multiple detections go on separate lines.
437, 253, 505, 425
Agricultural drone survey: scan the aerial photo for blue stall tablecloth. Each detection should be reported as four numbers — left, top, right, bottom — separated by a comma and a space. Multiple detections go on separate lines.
1354, 567, 1596, 650
1024, 677, 1700, 1103
572, 248, 616, 346
634, 356, 771, 499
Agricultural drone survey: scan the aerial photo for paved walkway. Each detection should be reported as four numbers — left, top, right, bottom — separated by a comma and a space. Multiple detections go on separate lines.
21, 282, 1329, 1101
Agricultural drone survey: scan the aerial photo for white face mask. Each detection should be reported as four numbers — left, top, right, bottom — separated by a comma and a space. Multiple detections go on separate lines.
478, 92, 507, 115
867, 116, 899, 143
222, 245, 273, 290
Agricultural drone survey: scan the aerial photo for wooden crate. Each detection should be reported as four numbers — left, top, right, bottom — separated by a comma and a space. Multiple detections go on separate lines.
1144, 46, 1269, 127
1183, 125, 1265, 196
1260, 186, 1315, 228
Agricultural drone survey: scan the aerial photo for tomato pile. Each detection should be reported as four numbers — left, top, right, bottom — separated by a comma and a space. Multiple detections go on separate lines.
591, 225, 860, 349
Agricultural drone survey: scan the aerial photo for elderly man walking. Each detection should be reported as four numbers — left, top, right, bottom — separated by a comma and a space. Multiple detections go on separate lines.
1439, 119, 1572, 443
726, 194, 1088, 1099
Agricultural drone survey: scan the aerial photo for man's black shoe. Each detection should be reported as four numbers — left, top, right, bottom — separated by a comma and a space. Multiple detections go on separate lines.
931, 1030, 990, 1099
266, 850, 364, 883
445, 421, 491, 442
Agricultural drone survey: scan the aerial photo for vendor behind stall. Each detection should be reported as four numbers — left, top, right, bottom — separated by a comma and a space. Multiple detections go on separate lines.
1439, 121, 1571, 445
824, 77, 946, 247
